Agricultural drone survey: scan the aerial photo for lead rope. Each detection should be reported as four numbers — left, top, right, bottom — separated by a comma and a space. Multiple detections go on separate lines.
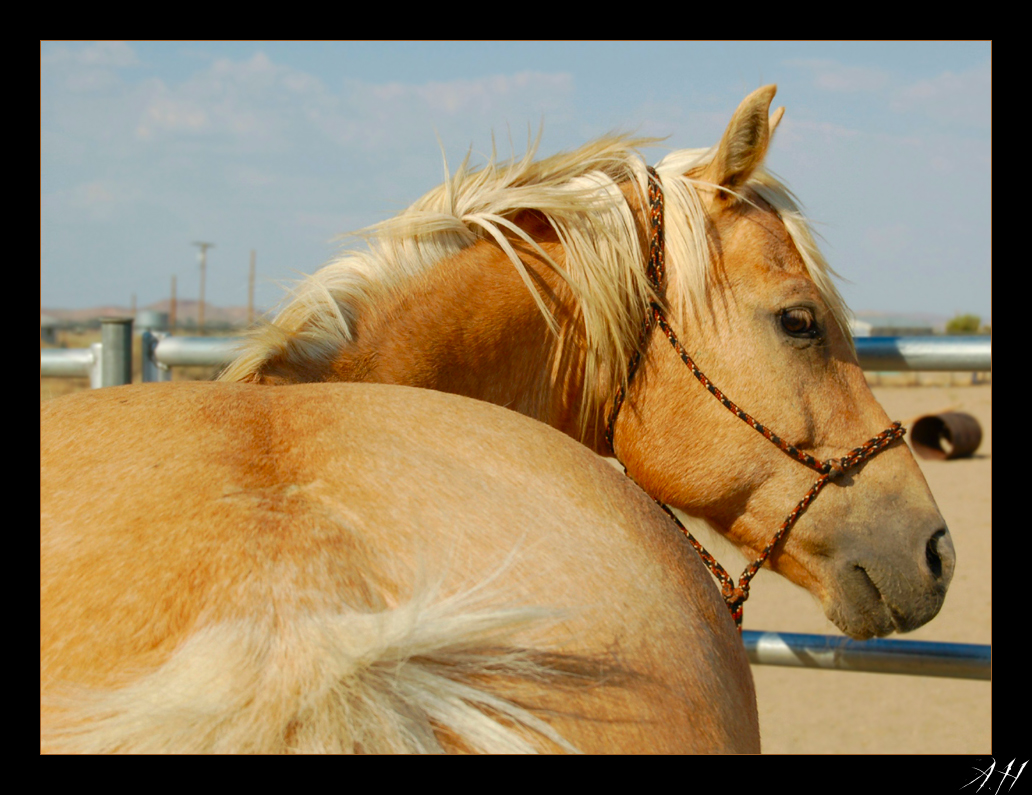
605, 166, 906, 631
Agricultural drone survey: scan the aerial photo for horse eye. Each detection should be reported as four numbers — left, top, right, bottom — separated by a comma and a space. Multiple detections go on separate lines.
780, 308, 819, 338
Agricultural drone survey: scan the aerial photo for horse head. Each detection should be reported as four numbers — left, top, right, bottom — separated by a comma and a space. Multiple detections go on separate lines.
612, 86, 953, 639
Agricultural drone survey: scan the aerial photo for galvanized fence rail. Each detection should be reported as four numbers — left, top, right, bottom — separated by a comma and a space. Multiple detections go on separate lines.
742, 630, 990, 680
40, 322, 993, 680
40, 327, 995, 385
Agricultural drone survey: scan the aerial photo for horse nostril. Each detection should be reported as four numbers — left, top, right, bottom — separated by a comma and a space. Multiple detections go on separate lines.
926, 529, 947, 579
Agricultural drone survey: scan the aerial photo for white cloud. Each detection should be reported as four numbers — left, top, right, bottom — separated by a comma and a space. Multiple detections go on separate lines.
358, 71, 573, 116
44, 46, 575, 161
42, 40, 139, 69
346, 71, 573, 134
43, 179, 136, 223
784, 58, 890, 93
136, 90, 209, 139
889, 59, 991, 127
42, 41, 140, 92
789, 117, 863, 140
130, 52, 332, 148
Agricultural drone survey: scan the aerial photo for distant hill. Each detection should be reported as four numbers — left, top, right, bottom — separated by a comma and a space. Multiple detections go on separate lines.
40, 304, 984, 335
41, 300, 270, 328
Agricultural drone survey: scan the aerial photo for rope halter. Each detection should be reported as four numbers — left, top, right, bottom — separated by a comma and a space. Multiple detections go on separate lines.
605, 166, 906, 631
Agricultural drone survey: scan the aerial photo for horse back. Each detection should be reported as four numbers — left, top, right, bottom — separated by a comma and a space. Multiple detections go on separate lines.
40, 382, 758, 753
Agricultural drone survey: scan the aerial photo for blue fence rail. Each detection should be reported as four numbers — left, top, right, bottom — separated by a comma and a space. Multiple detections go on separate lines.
40, 326, 993, 387
742, 631, 990, 680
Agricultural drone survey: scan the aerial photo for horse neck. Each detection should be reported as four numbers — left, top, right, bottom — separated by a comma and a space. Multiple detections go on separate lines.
322, 238, 603, 449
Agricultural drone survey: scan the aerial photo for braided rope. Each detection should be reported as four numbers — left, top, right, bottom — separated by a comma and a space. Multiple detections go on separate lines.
604, 167, 665, 452
606, 167, 906, 630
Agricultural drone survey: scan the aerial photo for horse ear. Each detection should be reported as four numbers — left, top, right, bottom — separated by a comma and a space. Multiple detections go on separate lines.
769, 106, 785, 137
704, 85, 778, 193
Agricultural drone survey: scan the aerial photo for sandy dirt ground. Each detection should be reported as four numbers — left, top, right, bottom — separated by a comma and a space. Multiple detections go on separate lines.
685, 383, 992, 755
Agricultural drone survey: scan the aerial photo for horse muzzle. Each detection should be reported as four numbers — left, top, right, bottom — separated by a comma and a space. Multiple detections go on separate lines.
823, 523, 955, 640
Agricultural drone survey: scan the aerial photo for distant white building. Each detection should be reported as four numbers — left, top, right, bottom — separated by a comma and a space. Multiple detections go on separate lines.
868, 316, 935, 336
847, 313, 936, 337
848, 316, 872, 337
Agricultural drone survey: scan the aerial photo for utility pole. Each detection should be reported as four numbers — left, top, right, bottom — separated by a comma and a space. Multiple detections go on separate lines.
170, 274, 177, 332
192, 242, 214, 334
248, 250, 256, 327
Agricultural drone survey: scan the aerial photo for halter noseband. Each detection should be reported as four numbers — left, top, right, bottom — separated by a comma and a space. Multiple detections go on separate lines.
605, 166, 905, 631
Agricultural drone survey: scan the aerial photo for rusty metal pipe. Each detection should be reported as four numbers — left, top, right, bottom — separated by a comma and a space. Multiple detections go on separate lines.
910, 412, 983, 460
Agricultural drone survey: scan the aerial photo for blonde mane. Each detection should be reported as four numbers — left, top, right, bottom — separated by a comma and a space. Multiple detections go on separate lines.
220, 133, 851, 424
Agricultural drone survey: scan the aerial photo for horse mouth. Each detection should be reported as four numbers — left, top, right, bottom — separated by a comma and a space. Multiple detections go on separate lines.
827, 565, 905, 640
855, 565, 907, 635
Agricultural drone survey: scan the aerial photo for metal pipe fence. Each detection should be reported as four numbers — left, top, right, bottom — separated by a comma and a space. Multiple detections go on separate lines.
41, 329, 994, 384
39, 322, 993, 680
856, 335, 991, 372
742, 631, 990, 680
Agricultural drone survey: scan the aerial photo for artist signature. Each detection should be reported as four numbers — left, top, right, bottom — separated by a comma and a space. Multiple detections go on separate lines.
962, 758, 1027, 793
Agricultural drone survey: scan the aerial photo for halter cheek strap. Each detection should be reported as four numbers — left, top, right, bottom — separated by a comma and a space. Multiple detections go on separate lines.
606, 166, 905, 631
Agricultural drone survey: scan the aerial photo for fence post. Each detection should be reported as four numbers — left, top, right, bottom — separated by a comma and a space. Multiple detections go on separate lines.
100, 317, 133, 387
88, 342, 103, 389
141, 330, 172, 383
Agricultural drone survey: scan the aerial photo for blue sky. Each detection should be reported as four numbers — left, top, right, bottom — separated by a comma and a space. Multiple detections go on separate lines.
40, 42, 991, 323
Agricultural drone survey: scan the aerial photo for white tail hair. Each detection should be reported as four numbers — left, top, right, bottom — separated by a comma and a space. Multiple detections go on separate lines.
42, 571, 621, 754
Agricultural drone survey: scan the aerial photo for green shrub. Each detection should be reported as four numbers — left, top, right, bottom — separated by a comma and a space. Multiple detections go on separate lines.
946, 314, 981, 334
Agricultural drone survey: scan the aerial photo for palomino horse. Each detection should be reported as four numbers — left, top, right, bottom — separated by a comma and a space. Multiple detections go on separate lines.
40, 85, 953, 753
